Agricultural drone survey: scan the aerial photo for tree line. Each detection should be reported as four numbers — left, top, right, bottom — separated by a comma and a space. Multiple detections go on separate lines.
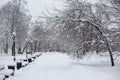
30, 0, 120, 66
0, 0, 31, 55
0, 0, 120, 66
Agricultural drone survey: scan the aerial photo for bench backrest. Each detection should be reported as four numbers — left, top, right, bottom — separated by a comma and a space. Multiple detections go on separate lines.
8, 65, 15, 71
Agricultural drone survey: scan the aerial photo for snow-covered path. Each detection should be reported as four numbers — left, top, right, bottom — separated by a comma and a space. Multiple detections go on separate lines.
7, 52, 120, 80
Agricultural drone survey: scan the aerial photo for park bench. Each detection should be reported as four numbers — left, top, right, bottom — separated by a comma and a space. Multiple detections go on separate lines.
37, 53, 42, 57
0, 65, 5, 70
0, 65, 5, 80
23, 59, 28, 62
18, 59, 28, 68
1, 69, 14, 78
0, 75, 4, 80
32, 56, 36, 59
22, 61, 28, 67
7, 65, 15, 72
36, 54, 39, 57
16, 61, 23, 70
0, 64, 15, 80
28, 58, 33, 63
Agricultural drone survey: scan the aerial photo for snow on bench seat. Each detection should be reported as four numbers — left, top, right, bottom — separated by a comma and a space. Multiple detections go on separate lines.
0, 75, 4, 80
16, 59, 28, 68
0, 69, 14, 76
22, 62, 28, 67
0, 65, 5, 70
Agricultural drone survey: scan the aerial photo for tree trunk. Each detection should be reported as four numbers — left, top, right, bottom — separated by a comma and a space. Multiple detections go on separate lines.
96, 36, 99, 54
105, 38, 114, 66
18, 47, 22, 54
5, 43, 8, 54
76, 50, 80, 58
89, 21, 115, 66
37, 42, 41, 52
82, 29, 86, 55
34, 41, 37, 52
12, 42, 15, 56
4, 42, 8, 54
86, 21, 115, 66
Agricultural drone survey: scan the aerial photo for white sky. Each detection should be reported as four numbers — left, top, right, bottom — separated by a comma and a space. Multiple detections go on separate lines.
0, 0, 97, 21
26, 0, 64, 20
0, 0, 64, 21
0, 0, 9, 6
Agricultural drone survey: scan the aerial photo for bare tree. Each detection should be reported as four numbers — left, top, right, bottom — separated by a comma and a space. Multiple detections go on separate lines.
0, 0, 31, 56
46, 0, 115, 66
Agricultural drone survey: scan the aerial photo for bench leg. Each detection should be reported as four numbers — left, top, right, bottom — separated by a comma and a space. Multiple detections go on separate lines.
3, 75, 9, 80
11, 71, 14, 76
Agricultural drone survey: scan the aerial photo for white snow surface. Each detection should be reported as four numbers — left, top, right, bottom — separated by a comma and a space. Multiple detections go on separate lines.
3, 52, 120, 80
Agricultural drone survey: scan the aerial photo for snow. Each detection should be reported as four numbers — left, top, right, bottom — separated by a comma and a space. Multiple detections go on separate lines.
3, 52, 119, 80
0, 69, 13, 75
0, 75, 4, 80
0, 54, 15, 68
0, 65, 5, 70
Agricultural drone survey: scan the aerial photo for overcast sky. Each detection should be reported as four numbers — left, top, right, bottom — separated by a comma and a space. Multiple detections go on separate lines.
0, 0, 97, 21
26, 0, 64, 21
0, 0, 63, 20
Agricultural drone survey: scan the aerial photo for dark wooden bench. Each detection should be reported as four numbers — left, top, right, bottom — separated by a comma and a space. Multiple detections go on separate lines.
22, 61, 28, 67
16, 62, 22, 70
28, 58, 32, 63
32, 56, 36, 59
7, 65, 15, 75
18, 59, 28, 67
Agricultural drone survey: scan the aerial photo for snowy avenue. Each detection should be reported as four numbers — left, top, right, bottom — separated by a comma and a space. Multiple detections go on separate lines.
0, 0, 120, 80
6, 52, 120, 80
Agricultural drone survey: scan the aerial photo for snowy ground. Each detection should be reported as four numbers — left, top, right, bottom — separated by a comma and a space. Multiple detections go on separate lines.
2, 52, 119, 80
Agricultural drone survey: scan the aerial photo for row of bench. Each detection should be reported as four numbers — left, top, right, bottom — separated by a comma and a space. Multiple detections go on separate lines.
0, 53, 42, 80
17, 53, 42, 70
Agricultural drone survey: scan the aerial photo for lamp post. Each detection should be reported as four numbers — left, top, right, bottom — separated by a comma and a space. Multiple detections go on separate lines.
25, 39, 28, 59
30, 40, 33, 55
5, 33, 8, 54
12, 32, 16, 61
